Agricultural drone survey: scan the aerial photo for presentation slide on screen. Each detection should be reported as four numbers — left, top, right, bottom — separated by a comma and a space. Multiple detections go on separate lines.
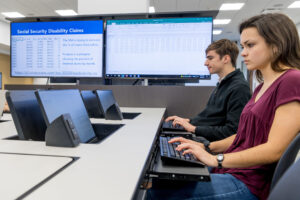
11, 20, 103, 77
106, 18, 212, 78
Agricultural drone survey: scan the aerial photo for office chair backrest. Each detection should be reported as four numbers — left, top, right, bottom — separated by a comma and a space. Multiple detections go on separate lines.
270, 132, 300, 190
268, 158, 300, 200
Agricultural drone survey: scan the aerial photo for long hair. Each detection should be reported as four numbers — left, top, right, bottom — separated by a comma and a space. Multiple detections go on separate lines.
239, 13, 300, 82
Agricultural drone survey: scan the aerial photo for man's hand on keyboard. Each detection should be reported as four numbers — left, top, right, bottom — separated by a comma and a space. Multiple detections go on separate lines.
165, 116, 190, 123
172, 118, 196, 133
169, 137, 217, 167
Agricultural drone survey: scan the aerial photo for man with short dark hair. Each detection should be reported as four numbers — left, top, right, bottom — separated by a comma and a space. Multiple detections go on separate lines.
166, 39, 251, 142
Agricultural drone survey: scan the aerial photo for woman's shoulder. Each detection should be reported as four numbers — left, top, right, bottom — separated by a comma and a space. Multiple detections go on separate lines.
284, 68, 300, 78
279, 69, 300, 86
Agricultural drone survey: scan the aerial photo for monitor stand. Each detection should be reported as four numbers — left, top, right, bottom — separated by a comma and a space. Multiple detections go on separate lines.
142, 79, 148, 86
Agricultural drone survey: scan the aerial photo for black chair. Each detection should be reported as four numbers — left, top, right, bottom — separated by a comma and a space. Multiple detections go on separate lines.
270, 132, 300, 190
268, 158, 300, 200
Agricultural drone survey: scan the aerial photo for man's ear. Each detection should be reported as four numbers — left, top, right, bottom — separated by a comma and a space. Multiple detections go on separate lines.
222, 55, 231, 64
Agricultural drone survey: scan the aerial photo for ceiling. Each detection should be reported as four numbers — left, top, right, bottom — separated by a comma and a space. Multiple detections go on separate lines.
0, 0, 77, 20
1, 0, 300, 41
151, 0, 300, 41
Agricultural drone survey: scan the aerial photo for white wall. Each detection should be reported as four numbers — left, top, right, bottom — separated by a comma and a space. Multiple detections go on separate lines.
78, 0, 149, 14
0, 21, 10, 55
297, 23, 300, 37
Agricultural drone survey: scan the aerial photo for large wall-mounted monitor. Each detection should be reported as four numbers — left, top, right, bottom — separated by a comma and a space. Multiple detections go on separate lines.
105, 17, 212, 79
11, 20, 103, 78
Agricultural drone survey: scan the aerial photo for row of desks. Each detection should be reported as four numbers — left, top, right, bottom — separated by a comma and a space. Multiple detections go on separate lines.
0, 107, 165, 199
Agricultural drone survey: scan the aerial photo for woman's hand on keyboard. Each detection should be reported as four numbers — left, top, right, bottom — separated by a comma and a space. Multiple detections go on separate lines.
169, 137, 204, 149
170, 137, 217, 167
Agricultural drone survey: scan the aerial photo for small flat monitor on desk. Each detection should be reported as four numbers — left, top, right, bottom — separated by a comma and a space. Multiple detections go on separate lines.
80, 90, 104, 118
94, 90, 141, 120
35, 89, 96, 143
10, 20, 104, 78
35, 89, 123, 143
94, 90, 123, 120
5, 90, 47, 140
105, 17, 212, 80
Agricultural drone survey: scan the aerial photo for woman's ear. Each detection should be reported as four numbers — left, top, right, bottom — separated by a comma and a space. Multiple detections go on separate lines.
271, 45, 279, 56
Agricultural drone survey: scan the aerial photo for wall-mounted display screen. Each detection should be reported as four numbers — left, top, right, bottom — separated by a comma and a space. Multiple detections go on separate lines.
105, 17, 212, 79
11, 20, 103, 77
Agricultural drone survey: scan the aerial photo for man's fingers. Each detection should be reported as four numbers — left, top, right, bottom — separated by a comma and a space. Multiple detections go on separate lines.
165, 116, 178, 122
168, 137, 185, 143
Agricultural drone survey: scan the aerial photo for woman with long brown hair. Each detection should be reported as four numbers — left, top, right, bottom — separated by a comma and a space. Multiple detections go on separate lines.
147, 13, 300, 200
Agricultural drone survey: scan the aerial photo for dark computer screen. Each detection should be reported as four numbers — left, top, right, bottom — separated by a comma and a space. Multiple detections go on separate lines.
94, 90, 123, 120
80, 90, 104, 118
11, 20, 104, 78
35, 89, 96, 143
105, 17, 212, 79
6, 90, 47, 141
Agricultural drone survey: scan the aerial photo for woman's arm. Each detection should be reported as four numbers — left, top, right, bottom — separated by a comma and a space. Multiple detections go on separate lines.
177, 101, 300, 167
221, 101, 300, 168
169, 133, 237, 166
209, 134, 236, 153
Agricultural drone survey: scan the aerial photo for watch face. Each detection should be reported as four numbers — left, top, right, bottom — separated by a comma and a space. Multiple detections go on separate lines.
217, 154, 224, 161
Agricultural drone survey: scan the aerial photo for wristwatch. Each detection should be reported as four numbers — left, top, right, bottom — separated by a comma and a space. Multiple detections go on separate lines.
217, 154, 224, 169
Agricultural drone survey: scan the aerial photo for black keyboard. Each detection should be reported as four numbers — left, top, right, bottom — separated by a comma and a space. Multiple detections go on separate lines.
159, 136, 204, 167
162, 121, 185, 131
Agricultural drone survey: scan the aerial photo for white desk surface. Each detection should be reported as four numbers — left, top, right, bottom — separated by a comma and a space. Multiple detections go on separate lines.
0, 153, 73, 200
0, 107, 165, 200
